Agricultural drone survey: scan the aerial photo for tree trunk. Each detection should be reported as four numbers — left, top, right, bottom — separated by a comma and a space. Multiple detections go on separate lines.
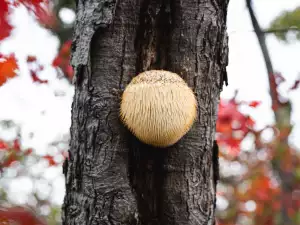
62, 0, 229, 225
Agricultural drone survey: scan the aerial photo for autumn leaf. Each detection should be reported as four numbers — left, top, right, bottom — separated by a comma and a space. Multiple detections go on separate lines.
43, 155, 57, 166
2, 153, 18, 167
60, 40, 72, 55
216, 98, 254, 155
17, 0, 46, 10
26, 57, 48, 84
17, 0, 57, 28
0, 140, 8, 150
35, 3, 57, 29
289, 78, 300, 91
30, 71, 48, 84
65, 64, 74, 79
16, 0, 45, 6
27, 55, 37, 62
0, 0, 13, 40
13, 139, 21, 151
0, 206, 46, 225
0, 54, 18, 86
24, 148, 33, 155
249, 101, 261, 108
0, 0, 54, 41
52, 40, 74, 80
52, 56, 62, 67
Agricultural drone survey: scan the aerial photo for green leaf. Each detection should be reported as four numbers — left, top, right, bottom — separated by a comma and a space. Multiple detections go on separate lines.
295, 167, 300, 180
268, 7, 300, 42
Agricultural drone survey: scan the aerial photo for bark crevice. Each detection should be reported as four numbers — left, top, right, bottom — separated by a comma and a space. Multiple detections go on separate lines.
134, 0, 172, 73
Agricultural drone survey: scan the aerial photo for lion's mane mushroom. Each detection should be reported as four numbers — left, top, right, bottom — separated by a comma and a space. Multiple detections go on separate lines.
120, 70, 197, 147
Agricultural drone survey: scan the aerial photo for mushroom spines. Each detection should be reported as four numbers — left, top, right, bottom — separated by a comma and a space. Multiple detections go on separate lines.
120, 70, 197, 147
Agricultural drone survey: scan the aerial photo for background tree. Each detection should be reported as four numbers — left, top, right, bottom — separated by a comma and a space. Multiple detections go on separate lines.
216, 1, 300, 225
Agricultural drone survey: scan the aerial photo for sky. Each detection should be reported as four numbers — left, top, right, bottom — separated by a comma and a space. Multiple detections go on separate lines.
0, 0, 300, 207
225, 0, 300, 149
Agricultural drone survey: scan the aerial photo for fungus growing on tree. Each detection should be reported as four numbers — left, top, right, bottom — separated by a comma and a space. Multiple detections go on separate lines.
120, 70, 197, 147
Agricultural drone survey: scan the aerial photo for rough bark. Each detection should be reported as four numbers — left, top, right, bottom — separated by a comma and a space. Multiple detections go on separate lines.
62, 1, 229, 225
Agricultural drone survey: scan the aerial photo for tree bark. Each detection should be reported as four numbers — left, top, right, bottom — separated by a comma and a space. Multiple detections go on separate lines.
62, 0, 229, 225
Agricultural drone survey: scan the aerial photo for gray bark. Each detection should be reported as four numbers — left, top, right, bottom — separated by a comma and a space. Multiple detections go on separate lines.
62, 0, 229, 225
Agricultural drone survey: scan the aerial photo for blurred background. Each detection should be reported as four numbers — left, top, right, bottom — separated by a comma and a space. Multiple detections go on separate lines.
0, 0, 299, 224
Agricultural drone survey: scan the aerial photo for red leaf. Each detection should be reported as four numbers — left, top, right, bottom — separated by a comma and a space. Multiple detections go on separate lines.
27, 55, 37, 62
0, 1, 53, 41
43, 155, 57, 166
52, 40, 73, 80
18, 0, 46, 11
3, 154, 17, 167
246, 116, 255, 127
65, 64, 74, 79
60, 40, 72, 55
216, 99, 255, 156
24, 148, 33, 155
30, 71, 48, 84
35, 4, 57, 29
0, 0, 13, 40
38, 65, 44, 71
0, 206, 46, 225
13, 139, 21, 151
27, 58, 48, 83
256, 189, 271, 201
0, 54, 18, 86
19, 0, 45, 5
249, 101, 261, 108
52, 56, 62, 67
290, 79, 300, 91
15, 0, 56, 28
0, 140, 8, 150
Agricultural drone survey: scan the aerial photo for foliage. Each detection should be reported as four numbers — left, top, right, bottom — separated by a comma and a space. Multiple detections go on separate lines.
268, 7, 300, 42
0, 121, 68, 224
216, 87, 300, 225
0, 54, 18, 86
0, 0, 73, 224
0, 206, 47, 225
0, 0, 74, 84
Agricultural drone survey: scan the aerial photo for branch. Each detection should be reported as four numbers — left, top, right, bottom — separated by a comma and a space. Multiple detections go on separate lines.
263, 27, 300, 34
245, 0, 278, 108
245, 1, 295, 224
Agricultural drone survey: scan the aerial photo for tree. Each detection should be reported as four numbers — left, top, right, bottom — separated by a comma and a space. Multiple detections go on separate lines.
247, 1, 300, 224
62, 0, 229, 225
215, 1, 300, 225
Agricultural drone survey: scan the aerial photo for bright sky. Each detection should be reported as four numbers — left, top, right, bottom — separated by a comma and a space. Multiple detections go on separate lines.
0, 0, 300, 207
225, 0, 300, 149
